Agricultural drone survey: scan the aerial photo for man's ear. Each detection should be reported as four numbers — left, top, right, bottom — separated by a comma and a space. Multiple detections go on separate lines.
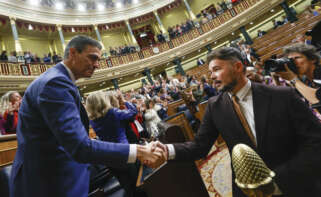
235, 61, 244, 73
69, 48, 76, 58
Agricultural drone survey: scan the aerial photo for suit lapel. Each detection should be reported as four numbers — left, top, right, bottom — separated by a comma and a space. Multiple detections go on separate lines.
56, 63, 90, 134
251, 83, 271, 150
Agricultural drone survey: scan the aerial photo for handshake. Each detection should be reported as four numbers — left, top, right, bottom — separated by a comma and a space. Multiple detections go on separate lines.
136, 141, 168, 168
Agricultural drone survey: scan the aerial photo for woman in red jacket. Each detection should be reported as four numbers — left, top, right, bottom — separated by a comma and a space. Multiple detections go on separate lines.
1, 91, 21, 134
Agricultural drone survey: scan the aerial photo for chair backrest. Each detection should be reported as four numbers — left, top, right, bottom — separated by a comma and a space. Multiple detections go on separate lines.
157, 122, 186, 143
163, 112, 194, 141
167, 99, 185, 116
197, 100, 208, 121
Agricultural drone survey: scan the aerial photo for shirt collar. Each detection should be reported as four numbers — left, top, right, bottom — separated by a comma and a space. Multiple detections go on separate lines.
229, 79, 251, 101
61, 62, 76, 83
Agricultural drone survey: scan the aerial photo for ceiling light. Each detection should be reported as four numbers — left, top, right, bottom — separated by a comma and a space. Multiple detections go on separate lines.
29, 0, 39, 6
28, 24, 33, 30
116, 2, 122, 8
214, 41, 217, 44
271, 9, 274, 12
231, 32, 235, 35
133, 0, 139, 3
78, 4, 85, 11
97, 3, 104, 11
250, 22, 253, 25
55, 2, 63, 10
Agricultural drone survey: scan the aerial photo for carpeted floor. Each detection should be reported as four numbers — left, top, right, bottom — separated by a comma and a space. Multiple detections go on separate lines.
199, 143, 233, 197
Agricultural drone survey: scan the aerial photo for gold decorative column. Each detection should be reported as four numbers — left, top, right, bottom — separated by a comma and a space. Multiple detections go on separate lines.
56, 24, 66, 50
9, 17, 22, 54
93, 24, 106, 51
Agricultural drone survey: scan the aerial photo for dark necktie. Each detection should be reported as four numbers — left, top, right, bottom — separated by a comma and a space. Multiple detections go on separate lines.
231, 95, 256, 147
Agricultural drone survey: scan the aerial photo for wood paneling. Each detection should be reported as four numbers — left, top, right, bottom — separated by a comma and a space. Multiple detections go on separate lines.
0, 138, 17, 167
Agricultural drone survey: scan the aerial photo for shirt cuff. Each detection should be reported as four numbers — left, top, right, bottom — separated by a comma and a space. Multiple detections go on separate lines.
167, 144, 176, 160
127, 144, 137, 163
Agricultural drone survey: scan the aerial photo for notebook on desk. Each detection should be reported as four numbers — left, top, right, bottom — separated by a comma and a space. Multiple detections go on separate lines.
138, 161, 209, 197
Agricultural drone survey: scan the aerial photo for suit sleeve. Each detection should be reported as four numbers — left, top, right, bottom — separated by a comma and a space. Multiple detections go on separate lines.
274, 88, 321, 194
113, 102, 137, 121
38, 77, 130, 167
173, 101, 219, 161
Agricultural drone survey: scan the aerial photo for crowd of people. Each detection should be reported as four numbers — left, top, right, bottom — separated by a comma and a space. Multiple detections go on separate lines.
0, 50, 62, 64
2, 18, 321, 196
3, 2, 321, 196
109, 45, 139, 57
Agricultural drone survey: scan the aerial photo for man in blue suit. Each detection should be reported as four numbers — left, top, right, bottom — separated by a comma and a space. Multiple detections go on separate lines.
9, 35, 165, 197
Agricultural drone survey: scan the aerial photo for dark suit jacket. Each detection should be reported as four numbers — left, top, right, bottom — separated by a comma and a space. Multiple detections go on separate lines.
173, 82, 321, 197
10, 63, 131, 197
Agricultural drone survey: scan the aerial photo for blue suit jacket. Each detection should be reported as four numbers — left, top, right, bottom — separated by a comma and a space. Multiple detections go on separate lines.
10, 63, 130, 197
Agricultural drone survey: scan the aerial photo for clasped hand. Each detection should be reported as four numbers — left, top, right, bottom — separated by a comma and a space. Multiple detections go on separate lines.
136, 141, 168, 169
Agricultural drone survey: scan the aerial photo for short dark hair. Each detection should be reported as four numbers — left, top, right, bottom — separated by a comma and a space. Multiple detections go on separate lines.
283, 43, 320, 66
207, 47, 244, 63
64, 35, 102, 59
207, 47, 246, 72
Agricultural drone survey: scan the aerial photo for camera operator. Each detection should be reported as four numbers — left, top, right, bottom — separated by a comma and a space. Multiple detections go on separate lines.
268, 43, 321, 106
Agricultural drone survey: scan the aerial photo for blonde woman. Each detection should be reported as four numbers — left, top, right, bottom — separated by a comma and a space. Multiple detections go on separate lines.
86, 90, 137, 143
86, 90, 139, 197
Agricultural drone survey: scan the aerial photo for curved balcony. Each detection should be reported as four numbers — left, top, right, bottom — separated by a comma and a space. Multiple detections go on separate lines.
0, 0, 174, 25
0, 0, 284, 94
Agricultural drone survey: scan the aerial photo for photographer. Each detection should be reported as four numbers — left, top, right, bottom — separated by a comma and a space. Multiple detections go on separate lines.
269, 43, 321, 106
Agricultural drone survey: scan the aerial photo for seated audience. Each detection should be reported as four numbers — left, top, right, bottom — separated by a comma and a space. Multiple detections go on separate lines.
8, 51, 17, 63
0, 51, 8, 61
257, 29, 266, 38
197, 58, 205, 66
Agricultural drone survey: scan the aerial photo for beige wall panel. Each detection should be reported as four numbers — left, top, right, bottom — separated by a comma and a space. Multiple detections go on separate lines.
2, 35, 16, 54
160, 6, 189, 29
188, 0, 220, 15
101, 30, 129, 48
19, 36, 51, 57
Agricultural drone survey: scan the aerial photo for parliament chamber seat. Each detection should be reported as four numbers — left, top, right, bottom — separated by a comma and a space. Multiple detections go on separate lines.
0, 165, 11, 197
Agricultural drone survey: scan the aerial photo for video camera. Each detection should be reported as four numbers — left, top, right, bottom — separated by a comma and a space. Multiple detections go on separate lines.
264, 57, 298, 74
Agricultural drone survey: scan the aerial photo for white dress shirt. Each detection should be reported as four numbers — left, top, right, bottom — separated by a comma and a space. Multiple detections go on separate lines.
228, 79, 257, 144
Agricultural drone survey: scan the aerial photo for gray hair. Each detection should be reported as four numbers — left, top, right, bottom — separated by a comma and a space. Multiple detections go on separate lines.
0, 91, 18, 114
85, 91, 112, 120
64, 35, 102, 59
283, 43, 320, 66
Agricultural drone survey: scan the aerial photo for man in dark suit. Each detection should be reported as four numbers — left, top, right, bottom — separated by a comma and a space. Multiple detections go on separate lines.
151, 47, 321, 197
9, 35, 165, 197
